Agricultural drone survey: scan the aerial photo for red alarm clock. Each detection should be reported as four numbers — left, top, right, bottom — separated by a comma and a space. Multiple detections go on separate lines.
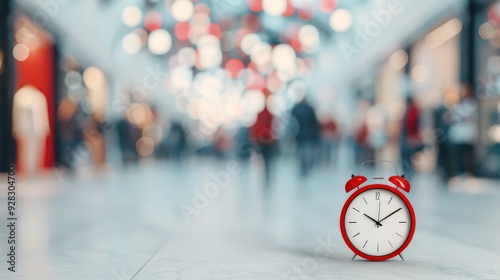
340, 161, 416, 261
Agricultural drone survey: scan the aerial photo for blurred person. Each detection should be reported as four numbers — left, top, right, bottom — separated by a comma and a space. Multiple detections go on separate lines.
433, 87, 457, 180
487, 104, 500, 176
82, 113, 106, 168
146, 107, 166, 159
12, 85, 50, 176
352, 99, 373, 165
117, 112, 139, 165
165, 121, 187, 162
448, 85, 477, 176
213, 127, 233, 158
235, 126, 252, 160
400, 96, 422, 175
320, 115, 341, 165
291, 97, 320, 178
367, 106, 389, 161
250, 104, 275, 186
355, 118, 373, 164
57, 97, 84, 170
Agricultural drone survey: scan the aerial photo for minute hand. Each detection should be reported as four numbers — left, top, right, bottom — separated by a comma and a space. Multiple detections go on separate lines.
378, 208, 402, 223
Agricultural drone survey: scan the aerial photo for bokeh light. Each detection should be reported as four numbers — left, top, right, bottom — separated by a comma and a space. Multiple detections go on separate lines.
487, 56, 500, 74
488, 2, 500, 25
298, 25, 320, 53
267, 94, 286, 115
208, 24, 222, 38
319, 0, 337, 13
144, 11, 163, 32
136, 137, 155, 156
225, 59, 244, 78
13, 43, 29, 61
251, 42, 272, 66
248, 0, 263, 13
175, 21, 191, 41
298, 0, 315, 20
148, 29, 172, 55
330, 9, 352, 32
121, 5, 142, 27
425, 18, 462, 49
197, 35, 222, 69
171, 0, 194, 22
122, 33, 142, 54
127, 103, 153, 128
388, 50, 408, 71
169, 66, 193, 93
241, 33, 260, 55
83, 66, 106, 90
272, 44, 296, 71
488, 125, 500, 143
263, 0, 287, 16
244, 89, 266, 112
283, 0, 295, 17
242, 14, 261, 32
479, 22, 495, 40
287, 79, 307, 102
412, 65, 429, 83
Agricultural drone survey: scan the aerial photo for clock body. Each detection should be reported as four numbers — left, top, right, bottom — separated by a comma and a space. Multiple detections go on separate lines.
340, 184, 416, 261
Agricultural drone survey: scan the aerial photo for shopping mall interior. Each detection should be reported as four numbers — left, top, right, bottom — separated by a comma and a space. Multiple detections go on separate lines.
1, 0, 500, 279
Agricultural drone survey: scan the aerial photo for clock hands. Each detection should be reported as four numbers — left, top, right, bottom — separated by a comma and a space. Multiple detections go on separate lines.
362, 207, 402, 228
377, 201, 381, 228
363, 213, 383, 227
378, 207, 403, 224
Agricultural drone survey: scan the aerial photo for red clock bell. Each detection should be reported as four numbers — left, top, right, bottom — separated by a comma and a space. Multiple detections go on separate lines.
340, 160, 416, 261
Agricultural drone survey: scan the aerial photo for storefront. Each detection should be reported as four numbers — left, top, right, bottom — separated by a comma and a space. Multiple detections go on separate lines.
0, 2, 59, 175
0, 0, 14, 172
472, 0, 500, 177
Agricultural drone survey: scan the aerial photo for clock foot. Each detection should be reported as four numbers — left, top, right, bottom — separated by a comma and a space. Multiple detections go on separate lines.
399, 254, 404, 261
351, 254, 357, 261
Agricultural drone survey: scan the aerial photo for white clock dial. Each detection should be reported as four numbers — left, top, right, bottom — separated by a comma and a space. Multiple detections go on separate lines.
344, 188, 412, 256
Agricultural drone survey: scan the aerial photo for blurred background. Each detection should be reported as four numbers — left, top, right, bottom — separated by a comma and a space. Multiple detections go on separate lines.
1, 0, 500, 279
1, 0, 500, 180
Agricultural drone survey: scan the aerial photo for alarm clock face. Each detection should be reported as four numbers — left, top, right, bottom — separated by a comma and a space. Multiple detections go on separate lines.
342, 187, 414, 258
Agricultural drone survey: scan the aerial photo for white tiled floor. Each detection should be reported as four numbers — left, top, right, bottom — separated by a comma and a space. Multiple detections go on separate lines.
1, 157, 500, 279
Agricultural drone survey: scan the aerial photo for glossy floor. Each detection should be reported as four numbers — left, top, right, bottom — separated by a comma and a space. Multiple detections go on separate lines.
1, 157, 500, 279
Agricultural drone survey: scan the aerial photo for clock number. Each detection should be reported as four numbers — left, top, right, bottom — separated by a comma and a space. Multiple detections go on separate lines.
375, 192, 380, 200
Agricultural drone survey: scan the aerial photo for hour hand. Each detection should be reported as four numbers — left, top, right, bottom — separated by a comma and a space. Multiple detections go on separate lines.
363, 213, 383, 227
